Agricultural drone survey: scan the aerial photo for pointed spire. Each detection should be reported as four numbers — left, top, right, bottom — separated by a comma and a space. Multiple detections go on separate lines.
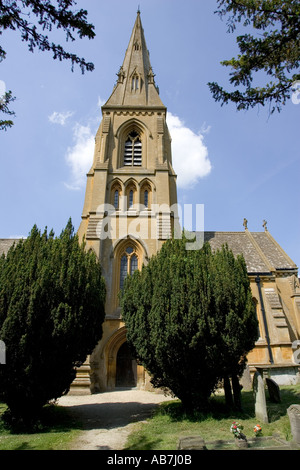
104, 12, 165, 108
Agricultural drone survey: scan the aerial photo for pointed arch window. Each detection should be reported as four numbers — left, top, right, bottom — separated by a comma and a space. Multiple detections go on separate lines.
131, 73, 140, 91
144, 190, 148, 208
114, 190, 119, 209
140, 182, 152, 209
124, 130, 142, 166
130, 255, 138, 275
119, 245, 139, 291
111, 181, 122, 211
129, 190, 134, 208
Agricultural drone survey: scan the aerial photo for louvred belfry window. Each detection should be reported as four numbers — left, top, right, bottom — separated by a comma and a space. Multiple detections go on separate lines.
124, 131, 142, 166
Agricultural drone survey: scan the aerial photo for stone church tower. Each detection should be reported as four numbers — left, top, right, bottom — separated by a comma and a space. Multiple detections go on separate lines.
0, 11, 298, 393
69, 11, 300, 393
76, 11, 178, 392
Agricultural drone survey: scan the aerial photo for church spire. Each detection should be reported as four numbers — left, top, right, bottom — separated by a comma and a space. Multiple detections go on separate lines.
104, 11, 165, 108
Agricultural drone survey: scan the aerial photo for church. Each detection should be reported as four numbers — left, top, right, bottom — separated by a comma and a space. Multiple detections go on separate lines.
1, 11, 300, 393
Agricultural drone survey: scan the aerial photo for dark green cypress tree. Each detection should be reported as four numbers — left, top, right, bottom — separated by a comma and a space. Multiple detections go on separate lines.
121, 238, 258, 411
0, 219, 106, 425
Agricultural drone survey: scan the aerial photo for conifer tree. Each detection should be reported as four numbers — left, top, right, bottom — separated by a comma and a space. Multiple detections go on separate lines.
0, 219, 106, 425
208, 0, 300, 113
121, 238, 258, 411
0, 0, 95, 130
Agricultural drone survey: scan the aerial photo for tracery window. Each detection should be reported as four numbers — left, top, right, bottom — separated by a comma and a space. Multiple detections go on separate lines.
119, 245, 139, 291
124, 130, 142, 166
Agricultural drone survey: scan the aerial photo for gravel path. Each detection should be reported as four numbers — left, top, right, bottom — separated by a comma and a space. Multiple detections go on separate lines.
58, 389, 173, 450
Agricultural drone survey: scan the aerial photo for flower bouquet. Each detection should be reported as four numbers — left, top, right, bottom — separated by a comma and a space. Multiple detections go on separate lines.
254, 424, 262, 437
230, 421, 248, 448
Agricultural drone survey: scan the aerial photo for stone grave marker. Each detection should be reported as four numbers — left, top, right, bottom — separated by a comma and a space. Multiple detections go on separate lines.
287, 405, 300, 446
253, 370, 269, 423
266, 377, 281, 403
240, 364, 252, 390
177, 436, 207, 450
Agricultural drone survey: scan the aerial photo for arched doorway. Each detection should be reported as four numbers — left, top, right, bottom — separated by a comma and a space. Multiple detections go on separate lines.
105, 326, 145, 390
116, 342, 137, 387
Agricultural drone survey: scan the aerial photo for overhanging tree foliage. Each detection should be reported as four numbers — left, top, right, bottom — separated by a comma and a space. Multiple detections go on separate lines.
0, 0, 95, 130
208, 0, 300, 113
0, 219, 106, 425
121, 238, 258, 411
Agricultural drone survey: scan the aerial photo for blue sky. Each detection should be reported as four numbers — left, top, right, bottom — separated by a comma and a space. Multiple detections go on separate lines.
1, 0, 299, 269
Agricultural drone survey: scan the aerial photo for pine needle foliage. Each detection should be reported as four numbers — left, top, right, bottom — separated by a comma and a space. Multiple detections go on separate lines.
208, 0, 300, 113
0, 219, 106, 426
0, 0, 95, 130
121, 238, 258, 411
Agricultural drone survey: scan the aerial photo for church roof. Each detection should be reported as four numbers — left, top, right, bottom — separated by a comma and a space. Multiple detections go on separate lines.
0, 232, 297, 275
103, 11, 165, 109
202, 230, 297, 274
0, 239, 22, 257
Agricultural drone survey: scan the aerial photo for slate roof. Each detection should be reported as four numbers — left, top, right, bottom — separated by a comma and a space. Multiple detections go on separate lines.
0, 239, 23, 257
202, 231, 297, 274
0, 232, 297, 275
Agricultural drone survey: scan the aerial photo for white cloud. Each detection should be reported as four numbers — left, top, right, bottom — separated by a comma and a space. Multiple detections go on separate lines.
49, 111, 74, 126
64, 124, 94, 191
97, 96, 106, 108
63, 112, 211, 192
167, 112, 212, 189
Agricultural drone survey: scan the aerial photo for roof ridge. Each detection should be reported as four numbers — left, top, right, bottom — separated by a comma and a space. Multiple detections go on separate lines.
244, 229, 275, 272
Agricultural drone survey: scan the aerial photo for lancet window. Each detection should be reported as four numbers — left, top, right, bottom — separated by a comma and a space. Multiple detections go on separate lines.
119, 245, 139, 291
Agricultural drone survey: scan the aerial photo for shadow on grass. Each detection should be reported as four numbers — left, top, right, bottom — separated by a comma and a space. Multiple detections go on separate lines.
124, 435, 163, 451
154, 384, 300, 425
125, 385, 300, 451
0, 402, 83, 435
156, 391, 255, 423
266, 385, 300, 423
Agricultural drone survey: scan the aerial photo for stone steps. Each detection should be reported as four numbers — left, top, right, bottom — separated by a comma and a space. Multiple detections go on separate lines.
69, 361, 92, 395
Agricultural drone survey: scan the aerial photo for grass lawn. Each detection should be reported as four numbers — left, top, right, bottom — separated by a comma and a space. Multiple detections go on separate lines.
0, 402, 82, 450
125, 383, 300, 450
0, 383, 299, 450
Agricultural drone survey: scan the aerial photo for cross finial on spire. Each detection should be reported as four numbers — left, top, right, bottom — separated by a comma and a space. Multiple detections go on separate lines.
137, 5, 141, 14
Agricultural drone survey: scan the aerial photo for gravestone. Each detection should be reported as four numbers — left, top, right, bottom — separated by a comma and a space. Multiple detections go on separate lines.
177, 436, 207, 450
287, 405, 300, 445
266, 377, 281, 403
240, 365, 252, 390
253, 370, 269, 423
